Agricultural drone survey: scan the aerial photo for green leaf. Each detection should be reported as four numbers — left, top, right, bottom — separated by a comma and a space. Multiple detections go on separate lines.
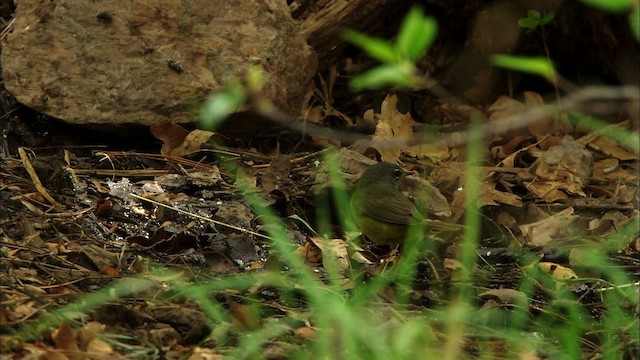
198, 86, 246, 129
542, 11, 555, 25
341, 29, 398, 64
491, 55, 557, 81
527, 9, 542, 20
395, 6, 438, 62
348, 64, 416, 90
518, 18, 539, 30
631, 7, 639, 41
579, 0, 632, 12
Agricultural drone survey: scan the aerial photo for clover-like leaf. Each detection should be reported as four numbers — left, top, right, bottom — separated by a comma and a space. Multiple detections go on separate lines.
395, 6, 438, 62
518, 17, 540, 30
341, 29, 398, 64
527, 9, 542, 20
541, 11, 555, 25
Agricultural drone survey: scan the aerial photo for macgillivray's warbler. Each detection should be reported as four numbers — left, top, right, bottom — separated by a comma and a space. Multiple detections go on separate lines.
351, 162, 419, 245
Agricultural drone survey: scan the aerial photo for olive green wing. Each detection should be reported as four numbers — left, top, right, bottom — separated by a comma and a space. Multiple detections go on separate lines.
357, 193, 416, 226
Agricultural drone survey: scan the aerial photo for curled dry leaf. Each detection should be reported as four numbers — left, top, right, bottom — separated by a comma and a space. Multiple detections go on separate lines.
370, 94, 420, 163
479, 182, 524, 208
526, 136, 594, 201
404, 142, 451, 163
52, 323, 80, 354
297, 241, 323, 267
151, 123, 217, 157
588, 211, 629, 236
487, 95, 527, 123
150, 123, 190, 156
518, 207, 578, 247
309, 237, 350, 275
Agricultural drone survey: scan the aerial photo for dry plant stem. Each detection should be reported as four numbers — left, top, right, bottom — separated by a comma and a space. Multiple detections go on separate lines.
252, 84, 639, 150
128, 193, 273, 241
0, 17, 14, 40
18, 147, 62, 208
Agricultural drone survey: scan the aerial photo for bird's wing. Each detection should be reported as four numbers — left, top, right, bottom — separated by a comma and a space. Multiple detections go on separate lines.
359, 194, 416, 225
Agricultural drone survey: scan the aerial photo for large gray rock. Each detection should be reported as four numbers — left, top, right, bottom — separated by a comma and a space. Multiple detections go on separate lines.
1, 0, 316, 125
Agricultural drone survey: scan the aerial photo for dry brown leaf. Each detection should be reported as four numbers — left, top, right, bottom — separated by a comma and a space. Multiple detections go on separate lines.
45, 350, 71, 360
149, 326, 180, 349
294, 325, 316, 340
86, 337, 117, 358
479, 182, 523, 208
65, 244, 121, 276
19, 215, 45, 247
496, 135, 546, 167
339, 147, 377, 177
13, 302, 39, 321
592, 158, 637, 183
491, 134, 530, 162
524, 92, 573, 136
525, 136, 594, 201
150, 123, 191, 156
404, 142, 451, 163
443, 258, 462, 272
487, 95, 526, 122
519, 207, 578, 247
151, 124, 217, 158
430, 161, 467, 197
350, 250, 374, 265
449, 189, 466, 223
52, 323, 81, 358
309, 237, 350, 275
170, 129, 216, 157
523, 91, 544, 107
370, 94, 420, 163
18, 344, 50, 359
527, 181, 569, 202
588, 211, 629, 235
187, 347, 224, 360
588, 136, 638, 161
592, 158, 619, 180
296, 242, 323, 267
227, 297, 262, 331
496, 212, 520, 235
76, 322, 105, 350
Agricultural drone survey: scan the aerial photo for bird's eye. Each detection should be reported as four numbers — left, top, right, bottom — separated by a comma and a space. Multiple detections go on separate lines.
393, 168, 403, 179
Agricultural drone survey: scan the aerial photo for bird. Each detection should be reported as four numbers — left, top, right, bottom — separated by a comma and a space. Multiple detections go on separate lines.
350, 162, 419, 245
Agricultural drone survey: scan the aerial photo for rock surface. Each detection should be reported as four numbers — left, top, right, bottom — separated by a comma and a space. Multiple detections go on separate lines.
1, 0, 316, 125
